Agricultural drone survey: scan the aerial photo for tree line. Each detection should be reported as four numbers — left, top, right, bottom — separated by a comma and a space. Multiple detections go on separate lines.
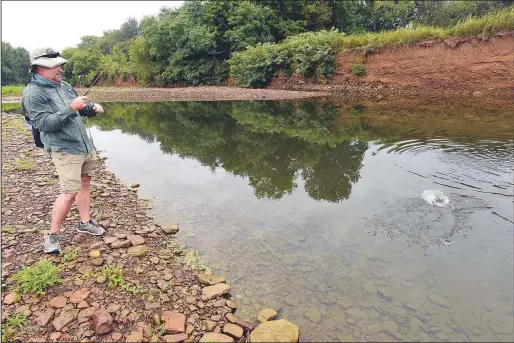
2, 0, 512, 86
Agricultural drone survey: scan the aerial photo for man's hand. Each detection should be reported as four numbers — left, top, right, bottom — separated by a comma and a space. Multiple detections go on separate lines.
93, 103, 104, 114
70, 96, 89, 111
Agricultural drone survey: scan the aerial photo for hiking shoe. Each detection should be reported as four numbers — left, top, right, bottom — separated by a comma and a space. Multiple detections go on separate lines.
77, 218, 105, 236
43, 233, 61, 254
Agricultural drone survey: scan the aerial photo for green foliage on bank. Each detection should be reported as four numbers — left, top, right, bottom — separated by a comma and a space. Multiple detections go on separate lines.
229, 6, 514, 87
2, 85, 25, 96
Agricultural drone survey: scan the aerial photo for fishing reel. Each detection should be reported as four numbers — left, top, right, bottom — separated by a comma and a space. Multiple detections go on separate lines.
79, 101, 98, 117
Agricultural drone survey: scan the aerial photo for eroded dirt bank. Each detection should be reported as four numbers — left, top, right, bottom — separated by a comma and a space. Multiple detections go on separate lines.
268, 32, 514, 101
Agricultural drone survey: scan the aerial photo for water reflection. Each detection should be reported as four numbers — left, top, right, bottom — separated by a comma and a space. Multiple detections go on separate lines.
92, 101, 372, 203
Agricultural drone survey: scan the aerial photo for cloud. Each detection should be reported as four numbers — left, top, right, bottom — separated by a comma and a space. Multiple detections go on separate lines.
1, 1, 183, 52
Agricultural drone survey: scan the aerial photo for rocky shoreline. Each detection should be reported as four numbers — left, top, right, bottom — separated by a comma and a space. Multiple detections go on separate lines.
1, 113, 300, 342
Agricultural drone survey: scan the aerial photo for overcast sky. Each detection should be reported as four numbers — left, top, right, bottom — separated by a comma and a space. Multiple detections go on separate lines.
2, 1, 184, 52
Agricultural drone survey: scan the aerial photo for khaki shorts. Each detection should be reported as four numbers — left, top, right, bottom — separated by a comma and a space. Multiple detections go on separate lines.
51, 151, 99, 193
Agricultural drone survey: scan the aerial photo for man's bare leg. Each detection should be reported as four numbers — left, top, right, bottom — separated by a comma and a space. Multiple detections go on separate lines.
75, 175, 91, 223
50, 192, 77, 233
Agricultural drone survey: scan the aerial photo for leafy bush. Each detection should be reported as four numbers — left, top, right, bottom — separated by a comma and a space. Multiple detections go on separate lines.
9, 259, 63, 295
350, 60, 366, 76
61, 246, 81, 262
1, 312, 27, 341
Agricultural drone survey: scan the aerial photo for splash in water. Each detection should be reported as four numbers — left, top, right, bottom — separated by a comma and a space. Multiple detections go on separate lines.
422, 189, 450, 207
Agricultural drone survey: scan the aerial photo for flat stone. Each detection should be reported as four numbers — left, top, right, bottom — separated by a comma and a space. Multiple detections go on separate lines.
126, 328, 144, 343
112, 332, 123, 340
104, 237, 118, 245
70, 289, 90, 303
36, 308, 55, 326
78, 307, 96, 320
77, 301, 89, 309
258, 308, 278, 323
127, 235, 146, 246
377, 286, 395, 301
128, 245, 149, 257
53, 310, 78, 331
49, 296, 67, 309
304, 308, 321, 323
204, 320, 217, 332
226, 313, 237, 323
89, 251, 101, 258
111, 240, 131, 249
198, 274, 226, 286
163, 333, 189, 343
382, 320, 399, 335
186, 296, 196, 304
3, 292, 21, 305
92, 258, 104, 266
162, 311, 186, 334
201, 283, 231, 301
428, 294, 450, 308
226, 300, 237, 310
249, 319, 299, 342
223, 323, 243, 339
199, 333, 234, 343
145, 302, 161, 310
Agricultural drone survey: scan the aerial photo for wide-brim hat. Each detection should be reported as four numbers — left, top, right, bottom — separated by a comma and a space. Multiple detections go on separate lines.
29, 47, 68, 69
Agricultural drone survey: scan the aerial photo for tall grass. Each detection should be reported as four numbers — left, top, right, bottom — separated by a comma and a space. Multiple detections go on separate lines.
229, 7, 514, 88
2, 85, 25, 97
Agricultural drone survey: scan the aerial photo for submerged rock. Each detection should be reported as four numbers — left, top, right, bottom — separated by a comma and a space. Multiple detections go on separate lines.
250, 319, 299, 342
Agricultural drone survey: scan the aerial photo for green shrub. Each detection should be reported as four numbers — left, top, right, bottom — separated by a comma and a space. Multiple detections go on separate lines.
350, 60, 366, 76
9, 259, 63, 295
61, 246, 81, 262
1, 312, 27, 341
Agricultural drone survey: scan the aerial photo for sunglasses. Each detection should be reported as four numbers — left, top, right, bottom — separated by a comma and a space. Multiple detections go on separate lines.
36, 52, 60, 59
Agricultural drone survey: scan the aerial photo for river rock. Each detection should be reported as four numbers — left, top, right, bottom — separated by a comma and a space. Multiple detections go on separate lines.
49, 296, 67, 308
428, 294, 450, 308
111, 240, 131, 249
234, 319, 254, 333
3, 292, 21, 305
36, 308, 55, 326
92, 258, 104, 266
201, 283, 231, 301
162, 224, 179, 235
377, 286, 394, 301
53, 310, 78, 331
162, 311, 186, 334
226, 300, 237, 310
382, 320, 399, 335
89, 251, 101, 258
70, 288, 90, 303
128, 245, 148, 257
92, 309, 113, 334
127, 235, 146, 246
304, 308, 322, 323
198, 274, 226, 285
163, 333, 188, 343
249, 319, 299, 342
223, 323, 243, 339
126, 328, 144, 343
257, 308, 278, 323
200, 333, 234, 343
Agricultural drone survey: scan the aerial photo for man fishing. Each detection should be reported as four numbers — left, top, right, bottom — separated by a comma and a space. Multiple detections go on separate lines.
21, 47, 106, 254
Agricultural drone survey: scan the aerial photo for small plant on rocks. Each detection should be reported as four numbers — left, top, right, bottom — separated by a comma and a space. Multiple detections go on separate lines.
61, 246, 81, 262
85, 266, 140, 295
9, 259, 62, 295
15, 158, 36, 171
1, 311, 28, 341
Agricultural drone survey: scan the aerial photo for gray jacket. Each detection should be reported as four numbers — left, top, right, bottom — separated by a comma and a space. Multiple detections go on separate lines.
21, 76, 94, 154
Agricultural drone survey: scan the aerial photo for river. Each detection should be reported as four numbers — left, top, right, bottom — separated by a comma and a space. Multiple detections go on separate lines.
84, 99, 512, 341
